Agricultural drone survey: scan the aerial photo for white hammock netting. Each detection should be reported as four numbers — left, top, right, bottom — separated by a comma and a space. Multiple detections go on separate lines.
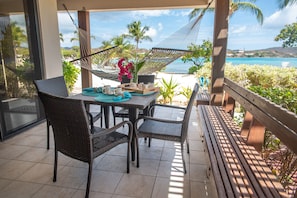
65, 1, 213, 81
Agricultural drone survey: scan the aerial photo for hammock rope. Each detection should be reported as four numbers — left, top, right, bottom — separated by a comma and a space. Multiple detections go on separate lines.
139, 47, 191, 74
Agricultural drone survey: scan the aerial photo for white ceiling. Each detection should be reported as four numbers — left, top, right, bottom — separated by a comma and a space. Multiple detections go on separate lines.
0, 0, 213, 13
56, 0, 212, 11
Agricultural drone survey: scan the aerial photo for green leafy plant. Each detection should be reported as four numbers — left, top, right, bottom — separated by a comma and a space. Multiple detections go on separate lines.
263, 131, 281, 155
158, 76, 179, 104
188, 66, 199, 74
249, 86, 297, 114
274, 22, 297, 47
62, 61, 80, 92
179, 86, 192, 102
181, 40, 213, 71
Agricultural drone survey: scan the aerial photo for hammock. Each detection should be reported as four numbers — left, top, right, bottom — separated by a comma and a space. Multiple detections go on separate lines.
138, 47, 191, 74
68, 17, 201, 81
64, 1, 212, 81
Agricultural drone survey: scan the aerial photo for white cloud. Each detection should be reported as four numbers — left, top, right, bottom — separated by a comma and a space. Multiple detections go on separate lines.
264, 5, 297, 28
57, 12, 77, 33
145, 27, 157, 38
131, 10, 170, 18
170, 9, 191, 17
60, 32, 78, 47
231, 26, 247, 34
157, 23, 163, 31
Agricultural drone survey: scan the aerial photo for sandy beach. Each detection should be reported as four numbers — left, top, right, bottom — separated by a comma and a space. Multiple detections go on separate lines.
72, 72, 198, 104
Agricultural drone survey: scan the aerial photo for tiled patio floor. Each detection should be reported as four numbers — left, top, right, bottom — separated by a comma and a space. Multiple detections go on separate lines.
0, 107, 217, 198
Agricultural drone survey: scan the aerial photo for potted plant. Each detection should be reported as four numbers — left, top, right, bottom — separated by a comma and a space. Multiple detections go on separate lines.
117, 58, 145, 83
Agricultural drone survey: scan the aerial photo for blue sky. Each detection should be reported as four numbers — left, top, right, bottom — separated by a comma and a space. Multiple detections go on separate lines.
58, 0, 297, 50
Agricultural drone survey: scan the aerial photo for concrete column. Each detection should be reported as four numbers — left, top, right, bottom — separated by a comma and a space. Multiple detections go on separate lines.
210, 0, 229, 105
36, 0, 62, 78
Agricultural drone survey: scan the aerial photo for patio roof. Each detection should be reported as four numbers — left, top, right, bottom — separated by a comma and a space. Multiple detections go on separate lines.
0, 0, 214, 12
56, 0, 214, 11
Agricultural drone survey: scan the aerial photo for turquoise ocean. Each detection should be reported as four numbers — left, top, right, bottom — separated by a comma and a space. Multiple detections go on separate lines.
164, 57, 297, 73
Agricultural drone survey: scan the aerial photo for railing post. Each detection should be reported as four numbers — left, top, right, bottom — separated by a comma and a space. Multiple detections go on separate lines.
223, 92, 235, 117
241, 111, 253, 137
246, 118, 265, 153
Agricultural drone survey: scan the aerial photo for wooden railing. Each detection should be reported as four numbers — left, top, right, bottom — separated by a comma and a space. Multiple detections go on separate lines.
223, 78, 297, 154
198, 78, 297, 197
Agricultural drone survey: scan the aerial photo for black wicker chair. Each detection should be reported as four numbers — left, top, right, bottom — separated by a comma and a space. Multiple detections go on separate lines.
37, 91, 133, 198
134, 83, 198, 173
33, 76, 102, 149
112, 75, 155, 125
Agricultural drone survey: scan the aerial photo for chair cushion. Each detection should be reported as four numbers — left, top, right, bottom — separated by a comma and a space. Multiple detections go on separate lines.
93, 132, 128, 156
138, 119, 182, 140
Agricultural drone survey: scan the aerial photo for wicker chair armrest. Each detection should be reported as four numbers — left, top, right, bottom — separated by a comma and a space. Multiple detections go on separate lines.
148, 104, 186, 116
147, 103, 186, 117
135, 116, 183, 125
150, 103, 186, 110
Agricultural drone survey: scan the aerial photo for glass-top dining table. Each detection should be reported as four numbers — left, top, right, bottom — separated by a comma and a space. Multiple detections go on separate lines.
70, 91, 159, 160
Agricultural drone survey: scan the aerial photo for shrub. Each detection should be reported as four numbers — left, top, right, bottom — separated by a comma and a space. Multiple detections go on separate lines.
188, 66, 199, 74
62, 61, 80, 92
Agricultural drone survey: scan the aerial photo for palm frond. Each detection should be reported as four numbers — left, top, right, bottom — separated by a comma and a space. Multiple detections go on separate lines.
234, 2, 264, 25
278, 0, 297, 9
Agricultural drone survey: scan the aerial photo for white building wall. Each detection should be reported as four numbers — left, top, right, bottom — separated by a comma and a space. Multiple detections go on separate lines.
37, 0, 62, 78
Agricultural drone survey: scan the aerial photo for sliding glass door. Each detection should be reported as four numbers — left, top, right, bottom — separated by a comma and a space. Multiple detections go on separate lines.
0, 0, 44, 140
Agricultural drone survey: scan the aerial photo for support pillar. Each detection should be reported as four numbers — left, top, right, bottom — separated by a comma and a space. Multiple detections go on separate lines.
210, 0, 229, 105
78, 10, 92, 88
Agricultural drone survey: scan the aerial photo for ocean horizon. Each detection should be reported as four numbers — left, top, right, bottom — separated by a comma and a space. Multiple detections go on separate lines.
164, 57, 297, 73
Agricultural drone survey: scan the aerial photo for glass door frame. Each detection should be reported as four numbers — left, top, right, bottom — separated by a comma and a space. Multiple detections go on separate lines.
0, 0, 45, 140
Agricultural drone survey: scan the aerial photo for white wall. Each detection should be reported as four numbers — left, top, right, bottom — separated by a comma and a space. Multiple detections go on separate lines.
37, 0, 63, 78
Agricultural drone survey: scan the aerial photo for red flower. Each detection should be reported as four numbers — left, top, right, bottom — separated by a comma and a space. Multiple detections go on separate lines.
117, 58, 134, 82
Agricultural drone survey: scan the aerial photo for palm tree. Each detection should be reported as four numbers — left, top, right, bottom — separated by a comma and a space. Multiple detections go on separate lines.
10, 22, 27, 48
1, 22, 27, 62
278, 0, 297, 8
125, 21, 152, 49
189, 0, 264, 25
111, 35, 134, 58
101, 40, 113, 49
70, 30, 96, 43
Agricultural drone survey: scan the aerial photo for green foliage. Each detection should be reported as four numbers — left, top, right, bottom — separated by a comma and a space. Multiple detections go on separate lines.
189, 0, 264, 25
61, 48, 79, 59
263, 131, 281, 152
3, 22, 27, 47
274, 22, 297, 47
195, 62, 212, 79
179, 86, 192, 102
195, 63, 297, 112
134, 60, 146, 75
188, 66, 199, 74
225, 64, 297, 89
125, 21, 152, 49
158, 76, 179, 104
181, 40, 212, 69
278, 0, 297, 9
277, 149, 297, 189
249, 86, 297, 114
62, 61, 80, 92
